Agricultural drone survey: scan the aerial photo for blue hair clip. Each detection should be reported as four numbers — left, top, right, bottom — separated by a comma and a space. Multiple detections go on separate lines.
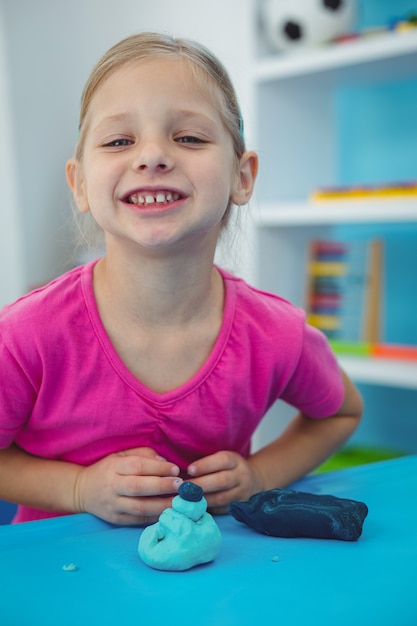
239, 115, 245, 143
239, 114, 245, 144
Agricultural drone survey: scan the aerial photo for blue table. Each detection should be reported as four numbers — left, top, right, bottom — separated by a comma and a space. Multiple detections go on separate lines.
1, 457, 416, 626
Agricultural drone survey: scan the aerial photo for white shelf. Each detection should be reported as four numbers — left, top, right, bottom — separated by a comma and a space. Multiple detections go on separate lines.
255, 200, 417, 227
338, 356, 417, 390
254, 30, 417, 84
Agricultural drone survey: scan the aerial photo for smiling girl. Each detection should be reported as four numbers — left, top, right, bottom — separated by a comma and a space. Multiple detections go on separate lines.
0, 32, 362, 524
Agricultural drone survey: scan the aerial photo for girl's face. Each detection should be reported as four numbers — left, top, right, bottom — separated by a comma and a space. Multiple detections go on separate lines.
67, 57, 256, 256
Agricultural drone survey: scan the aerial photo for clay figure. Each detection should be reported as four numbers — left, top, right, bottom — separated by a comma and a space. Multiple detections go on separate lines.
138, 482, 221, 571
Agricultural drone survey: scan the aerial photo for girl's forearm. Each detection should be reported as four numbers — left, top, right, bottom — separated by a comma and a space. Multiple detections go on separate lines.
249, 368, 363, 491
0, 444, 82, 513
248, 411, 361, 491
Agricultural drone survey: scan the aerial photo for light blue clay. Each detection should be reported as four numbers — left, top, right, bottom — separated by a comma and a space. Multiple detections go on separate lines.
138, 483, 221, 571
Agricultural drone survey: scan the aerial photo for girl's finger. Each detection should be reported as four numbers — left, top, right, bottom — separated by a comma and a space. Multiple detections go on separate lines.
187, 450, 238, 477
106, 495, 174, 526
119, 475, 183, 498
116, 454, 180, 478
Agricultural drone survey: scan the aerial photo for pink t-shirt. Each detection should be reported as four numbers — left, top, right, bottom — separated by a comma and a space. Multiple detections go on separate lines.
0, 261, 344, 522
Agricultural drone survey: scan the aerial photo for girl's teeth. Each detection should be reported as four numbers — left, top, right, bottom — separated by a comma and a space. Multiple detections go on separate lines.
128, 192, 181, 205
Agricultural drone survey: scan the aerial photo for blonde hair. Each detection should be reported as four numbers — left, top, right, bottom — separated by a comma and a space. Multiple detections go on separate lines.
74, 31, 245, 162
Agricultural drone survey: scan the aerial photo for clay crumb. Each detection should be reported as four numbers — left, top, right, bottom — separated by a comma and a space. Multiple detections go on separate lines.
62, 563, 78, 572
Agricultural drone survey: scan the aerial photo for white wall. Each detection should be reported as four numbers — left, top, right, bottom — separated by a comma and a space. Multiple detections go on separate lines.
0, 7, 24, 306
0, 0, 256, 292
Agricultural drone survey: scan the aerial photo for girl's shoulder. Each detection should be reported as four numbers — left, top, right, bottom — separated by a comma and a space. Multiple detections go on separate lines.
220, 267, 305, 326
0, 261, 96, 334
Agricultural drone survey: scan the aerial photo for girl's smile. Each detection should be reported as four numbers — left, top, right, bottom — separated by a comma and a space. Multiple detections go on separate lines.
122, 186, 187, 218
124, 188, 183, 208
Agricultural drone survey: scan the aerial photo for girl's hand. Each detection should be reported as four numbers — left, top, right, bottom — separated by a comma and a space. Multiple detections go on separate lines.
187, 451, 264, 514
73, 447, 182, 525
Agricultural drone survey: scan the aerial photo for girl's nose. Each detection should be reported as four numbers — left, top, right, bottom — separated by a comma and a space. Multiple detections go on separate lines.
132, 139, 173, 173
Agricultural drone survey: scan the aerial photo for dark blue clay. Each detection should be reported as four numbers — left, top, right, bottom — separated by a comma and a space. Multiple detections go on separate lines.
178, 481, 203, 502
230, 488, 368, 541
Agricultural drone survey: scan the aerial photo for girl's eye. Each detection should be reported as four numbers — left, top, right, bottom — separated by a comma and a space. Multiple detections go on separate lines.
103, 138, 133, 147
176, 136, 205, 145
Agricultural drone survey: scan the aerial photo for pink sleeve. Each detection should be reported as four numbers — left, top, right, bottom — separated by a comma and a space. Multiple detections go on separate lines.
0, 329, 37, 448
280, 323, 345, 418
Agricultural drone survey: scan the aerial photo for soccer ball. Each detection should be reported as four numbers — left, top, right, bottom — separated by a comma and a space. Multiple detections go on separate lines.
260, 0, 357, 53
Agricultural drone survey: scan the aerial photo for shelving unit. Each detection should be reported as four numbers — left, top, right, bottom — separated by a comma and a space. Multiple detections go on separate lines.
256, 199, 417, 226
254, 29, 417, 83
251, 23, 417, 392
337, 355, 417, 390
